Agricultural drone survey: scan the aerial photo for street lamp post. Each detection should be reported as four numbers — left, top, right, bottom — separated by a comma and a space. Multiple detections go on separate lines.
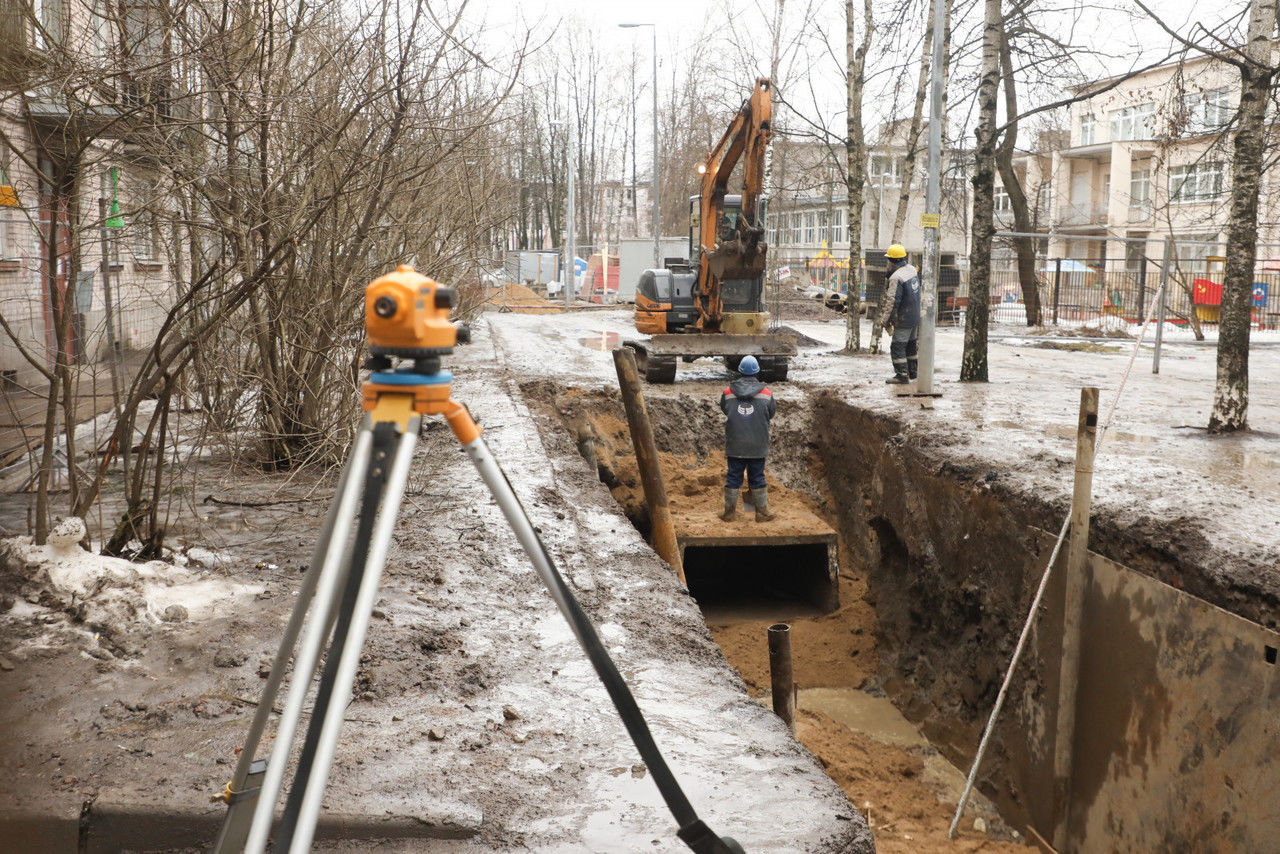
619, 22, 660, 268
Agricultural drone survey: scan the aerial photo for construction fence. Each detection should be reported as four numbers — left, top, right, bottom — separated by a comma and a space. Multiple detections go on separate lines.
776, 237, 1280, 340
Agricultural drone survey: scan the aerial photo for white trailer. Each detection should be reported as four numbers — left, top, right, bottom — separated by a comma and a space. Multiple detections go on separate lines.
617, 237, 688, 303
503, 251, 561, 294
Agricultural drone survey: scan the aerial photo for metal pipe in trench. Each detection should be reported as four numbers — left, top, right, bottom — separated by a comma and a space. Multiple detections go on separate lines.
768, 623, 796, 734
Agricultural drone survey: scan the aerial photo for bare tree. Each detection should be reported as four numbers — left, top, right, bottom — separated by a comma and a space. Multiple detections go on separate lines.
1136, 0, 1277, 431
844, 0, 873, 353
891, 0, 953, 240
0, 0, 531, 548
960, 0, 1000, 382
994, 13, 1041, 326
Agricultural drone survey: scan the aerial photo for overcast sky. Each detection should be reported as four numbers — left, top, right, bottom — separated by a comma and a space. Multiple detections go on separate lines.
492, 0, 1253, 156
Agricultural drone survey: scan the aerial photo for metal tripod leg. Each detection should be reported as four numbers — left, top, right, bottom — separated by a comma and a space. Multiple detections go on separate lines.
241, 418, 418, 854
282, 422, 418, 853
212, 424, 373, 854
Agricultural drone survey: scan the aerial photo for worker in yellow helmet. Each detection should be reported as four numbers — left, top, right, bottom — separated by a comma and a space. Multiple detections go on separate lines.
881, 244, 920, 384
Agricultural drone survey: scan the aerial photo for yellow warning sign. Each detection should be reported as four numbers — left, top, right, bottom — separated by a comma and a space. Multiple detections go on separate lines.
0, 186, 17, 207
920, 212, 940, 229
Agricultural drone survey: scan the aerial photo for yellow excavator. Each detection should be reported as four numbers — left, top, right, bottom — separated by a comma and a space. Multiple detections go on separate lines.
628, 78, 795, 382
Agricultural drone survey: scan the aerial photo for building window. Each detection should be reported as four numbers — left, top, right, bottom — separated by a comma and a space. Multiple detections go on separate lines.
1129, 166, 1151, 215
1079, 112, 1096, 146
766, 214, 776, 245
0, 148, 12, 260
92, 0, 114, 58
1175, 232, 1219, 275
994, 185, 1011, 212
1181, 87, 1233, 134
35, 0, 68, 46
868, 153, 901, 187
790, 212, 802, 244
833, 208, 844, 241
818, 210, 829, 245
133, 209, 158, 260
804, 211, 816, 245
1170, 162, 1224, 202
1110, 103, 1156, 142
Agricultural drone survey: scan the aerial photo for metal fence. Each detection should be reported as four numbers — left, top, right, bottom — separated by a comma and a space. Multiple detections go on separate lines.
777, 241, 1280, 341
977, 259, 1280, 339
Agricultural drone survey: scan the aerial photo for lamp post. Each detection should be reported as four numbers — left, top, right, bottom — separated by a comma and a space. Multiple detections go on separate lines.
619, 22, 660, 268
550, 119, 575, 307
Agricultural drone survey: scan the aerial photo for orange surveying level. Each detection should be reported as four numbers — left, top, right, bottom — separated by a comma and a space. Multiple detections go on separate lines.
213, 266, 745, 854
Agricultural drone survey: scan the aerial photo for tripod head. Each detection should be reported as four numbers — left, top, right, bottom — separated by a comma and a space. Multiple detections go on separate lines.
360, 265, 476, 439
364, 264, 469, 377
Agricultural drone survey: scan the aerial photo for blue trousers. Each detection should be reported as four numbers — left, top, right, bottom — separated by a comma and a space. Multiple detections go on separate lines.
891, 325, 919, 378
726, 457, 767, 490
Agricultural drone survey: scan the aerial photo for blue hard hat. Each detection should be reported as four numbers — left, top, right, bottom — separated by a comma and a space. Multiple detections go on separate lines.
739, 355, 760, 375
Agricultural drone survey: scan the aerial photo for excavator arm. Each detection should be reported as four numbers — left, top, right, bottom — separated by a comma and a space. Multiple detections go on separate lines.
694, 78, 772, 332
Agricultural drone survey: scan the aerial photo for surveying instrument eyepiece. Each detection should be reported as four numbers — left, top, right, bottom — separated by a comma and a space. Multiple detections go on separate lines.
212, 265, 745, 854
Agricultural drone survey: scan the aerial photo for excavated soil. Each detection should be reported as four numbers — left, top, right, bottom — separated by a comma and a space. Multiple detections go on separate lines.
525, 381, 1029, 851
484, 282, 563, 314
580, 408, 826, 536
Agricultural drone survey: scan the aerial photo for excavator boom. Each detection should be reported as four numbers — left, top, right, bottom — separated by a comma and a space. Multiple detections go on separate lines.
628, 78, 793, 383
695, 78, 772, 331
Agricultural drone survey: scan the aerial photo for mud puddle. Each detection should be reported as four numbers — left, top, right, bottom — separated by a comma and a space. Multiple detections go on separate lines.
577, 330, 621, 349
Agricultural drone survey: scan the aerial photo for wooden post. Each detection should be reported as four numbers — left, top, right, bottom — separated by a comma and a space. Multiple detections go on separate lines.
1052, 258, 1062, 325
1052, 386, 1098, 850
612, 347, 684, 583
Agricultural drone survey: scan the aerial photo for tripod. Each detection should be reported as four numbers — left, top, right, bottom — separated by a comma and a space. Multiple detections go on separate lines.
212, 265, 744, 854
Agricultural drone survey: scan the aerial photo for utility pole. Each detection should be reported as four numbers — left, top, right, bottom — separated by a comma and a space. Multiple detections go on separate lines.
917, 0, 946, 394
553, 118, 576, 308
567, 122, 576, 308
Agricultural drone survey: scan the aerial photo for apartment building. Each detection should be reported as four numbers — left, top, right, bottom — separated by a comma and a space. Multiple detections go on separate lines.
765, 128, 971, 268
1048, 53, 1279, 271
0, 0, 181, 386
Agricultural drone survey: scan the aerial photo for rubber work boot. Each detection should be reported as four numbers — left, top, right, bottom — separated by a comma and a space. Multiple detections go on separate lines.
720, 488, 739, 521
885, 373, 910, 384
754, 487, 777, 522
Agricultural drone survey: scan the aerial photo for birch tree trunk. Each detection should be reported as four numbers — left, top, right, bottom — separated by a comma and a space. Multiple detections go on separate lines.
844, 0, 873, 353
891, 0, 938, 239
1209, 0, 1276, 432
961, 0, 1001, 382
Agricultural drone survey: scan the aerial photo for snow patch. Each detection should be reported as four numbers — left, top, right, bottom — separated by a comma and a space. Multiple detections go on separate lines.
0, 520, 263, 656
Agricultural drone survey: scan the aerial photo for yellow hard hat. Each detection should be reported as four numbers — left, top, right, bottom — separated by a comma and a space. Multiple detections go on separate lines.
886, 244, 907, 259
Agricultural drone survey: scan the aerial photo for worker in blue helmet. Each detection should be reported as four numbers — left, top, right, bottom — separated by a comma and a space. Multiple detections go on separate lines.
718, 355, 777, 522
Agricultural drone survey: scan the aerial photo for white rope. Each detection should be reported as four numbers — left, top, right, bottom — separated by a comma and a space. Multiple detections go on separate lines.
947, 281, 1168, 838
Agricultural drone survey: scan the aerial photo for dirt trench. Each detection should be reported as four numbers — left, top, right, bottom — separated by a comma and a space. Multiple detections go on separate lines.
522, 379, 1031, 853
